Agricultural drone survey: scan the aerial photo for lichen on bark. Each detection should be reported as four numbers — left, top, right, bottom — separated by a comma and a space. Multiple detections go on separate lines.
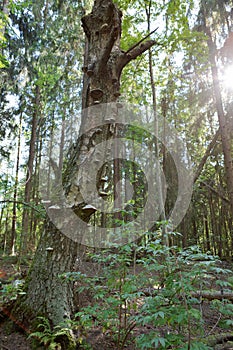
9, 1, 156, 349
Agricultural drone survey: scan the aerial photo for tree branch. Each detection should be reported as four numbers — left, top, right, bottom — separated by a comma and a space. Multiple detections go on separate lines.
126, 39, 156, 60
125, 27, 158, 54
117, 39, 156, 74
0, 200, 45, 216
200, 181, 230, 204
116, 29, 158, 74
191, 290, 233, 301
193, 128, 221, 183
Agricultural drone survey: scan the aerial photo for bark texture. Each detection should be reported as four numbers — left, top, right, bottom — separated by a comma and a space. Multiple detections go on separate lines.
10, 1, 156, 348
64, 0, 156, 233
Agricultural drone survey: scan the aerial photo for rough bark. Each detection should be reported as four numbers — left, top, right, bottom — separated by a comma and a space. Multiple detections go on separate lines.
63, 0, 156, 231
10, 1, 156, 349
10, 223, 77, 350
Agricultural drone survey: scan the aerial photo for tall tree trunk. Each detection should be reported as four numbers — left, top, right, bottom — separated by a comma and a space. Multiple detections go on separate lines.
145, 1, 168, 245
29, 128, 43, 247
10, 112, 23, 255
20, 86, 40, 255
204, 215, 211, 252
11, 1, 156, 348
0, 172, 9, 254
204, 26, 233, 217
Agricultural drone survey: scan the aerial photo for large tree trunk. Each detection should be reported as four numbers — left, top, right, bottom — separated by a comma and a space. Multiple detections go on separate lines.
10, 1, 155, 349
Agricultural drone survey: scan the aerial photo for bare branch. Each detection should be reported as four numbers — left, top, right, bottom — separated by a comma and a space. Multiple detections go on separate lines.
193, 128, 220, 183
0, 200, 45, 216
116, 38, 156, 77
200, 181, 230, 204
127, 39, 155, 60
125, 27, 158, 54
191, 291, 233, 301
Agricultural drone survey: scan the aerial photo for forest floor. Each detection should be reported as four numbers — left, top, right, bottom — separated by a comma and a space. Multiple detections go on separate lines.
0, 256, 233, 350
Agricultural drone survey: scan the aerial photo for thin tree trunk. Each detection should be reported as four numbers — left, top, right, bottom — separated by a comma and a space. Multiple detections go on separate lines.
2, 0, 9, 15
30, 128, 43, 247
146, 1, 167, 245
204, 215, 211, 252
21, 86, 40, 255
209, 192, 218, 256
10, 113, 23, 255
3, 206, 9, 254
0, 171, 9, 254
205, 26, 233, 216
113, 130, 121, 223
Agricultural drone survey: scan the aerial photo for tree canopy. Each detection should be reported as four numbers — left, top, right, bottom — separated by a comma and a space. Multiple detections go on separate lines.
0, 0, 233, 349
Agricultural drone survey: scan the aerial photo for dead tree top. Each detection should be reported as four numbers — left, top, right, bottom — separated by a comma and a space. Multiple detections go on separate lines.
81, 0, 156, 106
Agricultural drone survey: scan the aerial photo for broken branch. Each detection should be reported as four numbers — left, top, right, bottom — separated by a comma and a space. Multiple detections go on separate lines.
191, 290, 233, 301
117, 39, 156, 73
125, 27, 158, 54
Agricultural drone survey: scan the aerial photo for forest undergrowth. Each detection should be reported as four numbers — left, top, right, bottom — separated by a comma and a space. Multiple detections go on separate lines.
0, 235, 233, 350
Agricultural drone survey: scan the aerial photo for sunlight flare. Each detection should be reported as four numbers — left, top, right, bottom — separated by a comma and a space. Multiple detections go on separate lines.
222, 64, 233, 90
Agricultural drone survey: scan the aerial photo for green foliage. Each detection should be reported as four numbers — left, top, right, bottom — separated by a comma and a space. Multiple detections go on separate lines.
64, 244, 142, 349
134, 243, 218, 349
0, 0, 232, 258
211, 299, 233, 329
28, 316, 75, 350
63, 237, 233, 349
0, 10, 9, 68
0, 280, 26, 304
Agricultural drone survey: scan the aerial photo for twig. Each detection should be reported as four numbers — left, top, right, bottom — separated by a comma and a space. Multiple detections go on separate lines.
120, 321, 136, 350
0, 200, 45, 216
206, 313, 222, 337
